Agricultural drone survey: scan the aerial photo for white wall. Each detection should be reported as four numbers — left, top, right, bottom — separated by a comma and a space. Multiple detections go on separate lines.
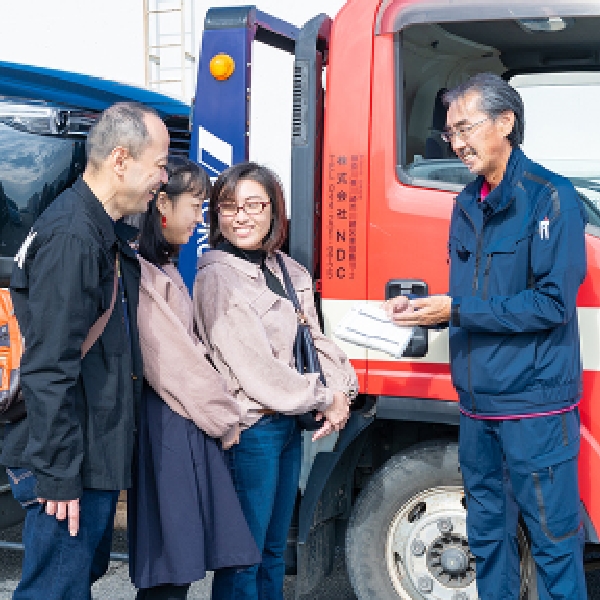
0, 1, 345, 91
0, 0, 145, 86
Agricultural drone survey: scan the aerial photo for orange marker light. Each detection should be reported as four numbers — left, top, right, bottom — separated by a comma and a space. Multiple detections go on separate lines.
209, 54, 235, 81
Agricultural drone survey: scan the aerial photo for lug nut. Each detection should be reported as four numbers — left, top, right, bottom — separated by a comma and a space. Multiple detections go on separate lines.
411, 539, 426, 556
438, 518, 453, 533
418, 576, 433, 593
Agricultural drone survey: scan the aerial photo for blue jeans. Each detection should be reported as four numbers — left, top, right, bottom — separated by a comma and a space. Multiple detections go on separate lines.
459, 411, 587, 600
6, 467, 119, 600
211, 414, 301, 600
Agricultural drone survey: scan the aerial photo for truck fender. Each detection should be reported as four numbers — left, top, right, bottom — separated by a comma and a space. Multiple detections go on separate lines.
298, 396, 375, 544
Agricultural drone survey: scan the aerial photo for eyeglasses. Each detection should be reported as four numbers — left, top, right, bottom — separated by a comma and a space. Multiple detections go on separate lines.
441, 117, 489, 144
217, 200, 270, 217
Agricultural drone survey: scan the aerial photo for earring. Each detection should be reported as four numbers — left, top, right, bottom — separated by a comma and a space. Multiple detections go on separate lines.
161, 215, 167, 228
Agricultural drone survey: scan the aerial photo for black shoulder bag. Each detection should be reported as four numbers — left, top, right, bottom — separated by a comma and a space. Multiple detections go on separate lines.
275, 253, 324, 431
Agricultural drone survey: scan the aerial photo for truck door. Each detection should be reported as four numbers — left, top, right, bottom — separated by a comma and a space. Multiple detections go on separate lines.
325, 2, 600, 600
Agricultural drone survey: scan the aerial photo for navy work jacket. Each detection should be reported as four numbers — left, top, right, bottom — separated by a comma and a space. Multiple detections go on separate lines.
449, 147, 587, 417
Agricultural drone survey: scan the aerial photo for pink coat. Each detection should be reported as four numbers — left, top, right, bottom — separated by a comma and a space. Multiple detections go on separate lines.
194, 250, 358, 432
137, 256, 241, 446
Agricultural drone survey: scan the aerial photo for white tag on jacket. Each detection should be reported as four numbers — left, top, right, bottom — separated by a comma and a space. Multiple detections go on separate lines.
539, 217, 549, 240
14, 229, 37, 269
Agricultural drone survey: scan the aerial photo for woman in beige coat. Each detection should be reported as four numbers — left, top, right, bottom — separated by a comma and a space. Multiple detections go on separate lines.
129, 158, 259, 600
194, 162, 358, 600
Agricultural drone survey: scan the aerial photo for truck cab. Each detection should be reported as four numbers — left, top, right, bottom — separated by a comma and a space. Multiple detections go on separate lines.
191, 1, 600, 599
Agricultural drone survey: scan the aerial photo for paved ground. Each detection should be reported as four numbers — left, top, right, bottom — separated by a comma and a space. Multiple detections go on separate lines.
1, 524, 599, 599
0, 525, 355, 600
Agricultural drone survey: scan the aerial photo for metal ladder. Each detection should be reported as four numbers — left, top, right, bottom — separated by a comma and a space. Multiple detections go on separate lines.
144, 0, 197, 101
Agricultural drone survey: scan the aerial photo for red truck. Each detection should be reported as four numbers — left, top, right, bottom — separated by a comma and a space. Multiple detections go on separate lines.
186, 1, 600, 599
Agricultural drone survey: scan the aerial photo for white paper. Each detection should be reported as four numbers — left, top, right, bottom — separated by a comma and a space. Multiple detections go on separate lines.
334, 303, 415, 358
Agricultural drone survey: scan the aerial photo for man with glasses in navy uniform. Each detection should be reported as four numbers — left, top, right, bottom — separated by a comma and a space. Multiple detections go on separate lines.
385, 73, 588, 599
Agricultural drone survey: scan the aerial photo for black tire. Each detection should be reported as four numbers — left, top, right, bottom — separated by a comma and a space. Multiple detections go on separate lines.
345, 440, 538, 600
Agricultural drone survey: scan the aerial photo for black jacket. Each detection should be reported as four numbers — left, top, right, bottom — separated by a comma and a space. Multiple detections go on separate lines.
0, 178, 143, 500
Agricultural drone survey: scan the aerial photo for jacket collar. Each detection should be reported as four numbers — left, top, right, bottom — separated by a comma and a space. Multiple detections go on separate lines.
199, 248, 290, 281
72, 177, 116, 250
115, 220, 139, 259
139, 255, 187, 295
457, 146, 527, 220
73, 177, 139, 256
199, 249, 263, 279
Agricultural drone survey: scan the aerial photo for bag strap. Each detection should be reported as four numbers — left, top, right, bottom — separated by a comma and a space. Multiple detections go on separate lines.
275, 253, 303, 317
81, 255, 119, 358
275, 254, 326, 388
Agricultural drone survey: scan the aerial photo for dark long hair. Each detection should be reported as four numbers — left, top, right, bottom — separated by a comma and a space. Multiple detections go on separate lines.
139, 157, 210, 265
209, 161, 287, 253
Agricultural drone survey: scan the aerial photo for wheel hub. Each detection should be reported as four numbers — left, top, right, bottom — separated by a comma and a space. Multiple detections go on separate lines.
386, 486, 478, 599
440, 547, 468, 575
427, 534, 476, 587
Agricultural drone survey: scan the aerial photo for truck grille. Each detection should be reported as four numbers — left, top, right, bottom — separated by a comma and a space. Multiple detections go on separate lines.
164, 115, 191, 158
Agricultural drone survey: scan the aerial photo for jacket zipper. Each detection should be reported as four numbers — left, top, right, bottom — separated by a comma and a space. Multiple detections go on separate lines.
456, 202, 479, 413
467, 334, 476, 413
457, 202, 480, 293
457, 192, 518, 414
481, 255, 492, 300
473, 235, 483, 292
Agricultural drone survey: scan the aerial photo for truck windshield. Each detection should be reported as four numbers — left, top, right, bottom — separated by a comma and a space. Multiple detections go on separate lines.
396, 17, 600, 231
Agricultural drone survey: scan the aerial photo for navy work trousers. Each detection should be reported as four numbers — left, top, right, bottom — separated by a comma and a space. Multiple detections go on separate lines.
459, 410, 587, 600
211, 413, 301, 600
6, 466, 119, 600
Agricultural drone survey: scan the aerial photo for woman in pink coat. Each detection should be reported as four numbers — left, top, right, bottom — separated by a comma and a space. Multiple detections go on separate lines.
128, 158, 259, 600
194, 162, 357, 600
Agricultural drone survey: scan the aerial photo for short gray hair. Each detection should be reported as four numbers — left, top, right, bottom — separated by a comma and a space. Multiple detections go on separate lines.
443, 73, 524, 147
86, 102, 161, 168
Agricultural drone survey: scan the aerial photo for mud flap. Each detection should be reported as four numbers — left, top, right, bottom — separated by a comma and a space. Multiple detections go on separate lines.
294, 398, 375, 598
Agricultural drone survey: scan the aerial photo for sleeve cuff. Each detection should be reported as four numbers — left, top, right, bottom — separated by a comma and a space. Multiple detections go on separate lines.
315, 386, 333, 413
221, 423, 241, 450
34, 473, 82, 502
451, 298, 461, 327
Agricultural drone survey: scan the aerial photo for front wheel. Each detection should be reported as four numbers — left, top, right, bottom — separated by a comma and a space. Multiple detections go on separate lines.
345, 440, 537, 600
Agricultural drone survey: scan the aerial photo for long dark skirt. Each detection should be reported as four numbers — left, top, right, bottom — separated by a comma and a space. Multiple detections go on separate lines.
128, 383, 260, 589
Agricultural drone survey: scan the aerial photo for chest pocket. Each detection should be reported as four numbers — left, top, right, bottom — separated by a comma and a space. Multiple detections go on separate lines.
249, 288, 281, 317
248, 287, 296, 359
449, 231, 476, 296
482, 234, 531, 299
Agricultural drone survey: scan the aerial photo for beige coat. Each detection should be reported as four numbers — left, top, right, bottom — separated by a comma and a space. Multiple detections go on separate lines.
194, 250, 358, 431
137, 256, 240, 445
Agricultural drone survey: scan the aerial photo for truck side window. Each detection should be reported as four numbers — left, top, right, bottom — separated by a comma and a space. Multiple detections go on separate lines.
396, 23, 493, 191
396, 18, 600, 229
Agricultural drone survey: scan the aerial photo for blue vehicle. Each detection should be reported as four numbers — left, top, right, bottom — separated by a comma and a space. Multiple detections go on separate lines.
0, 60, 191, 529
